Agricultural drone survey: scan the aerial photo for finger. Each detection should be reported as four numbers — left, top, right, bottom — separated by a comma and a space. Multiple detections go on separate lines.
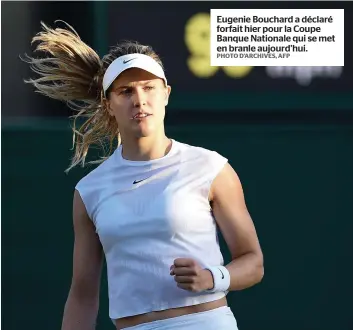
176, 283, 191, 291
173, 267, 197, 276
174, 275, 194, 283
169, 265, 175, 275
176, 283, 199, 292
174, 258, 195, 268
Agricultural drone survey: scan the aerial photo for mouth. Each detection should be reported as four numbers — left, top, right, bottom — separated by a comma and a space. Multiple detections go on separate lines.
131, 112, 152, 120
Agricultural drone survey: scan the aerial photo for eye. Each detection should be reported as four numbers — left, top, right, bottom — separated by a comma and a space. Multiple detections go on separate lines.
120, 88, 132, 95
144, 86, 155, 91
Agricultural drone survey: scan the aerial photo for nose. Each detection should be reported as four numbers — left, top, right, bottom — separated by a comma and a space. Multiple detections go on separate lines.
131, 88, 147, 108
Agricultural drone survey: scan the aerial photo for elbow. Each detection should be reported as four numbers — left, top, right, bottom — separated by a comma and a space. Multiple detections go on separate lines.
254, 253, 264, 284
255, 263, 264, 284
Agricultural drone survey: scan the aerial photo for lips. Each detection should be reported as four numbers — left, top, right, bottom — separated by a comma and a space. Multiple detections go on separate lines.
132, 112, 151, 120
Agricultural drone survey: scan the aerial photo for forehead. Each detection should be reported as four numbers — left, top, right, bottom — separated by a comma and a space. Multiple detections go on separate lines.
112, 68, 163, 88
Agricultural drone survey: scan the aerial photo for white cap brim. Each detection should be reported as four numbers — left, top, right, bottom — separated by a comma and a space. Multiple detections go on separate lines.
102, 53, 167, 95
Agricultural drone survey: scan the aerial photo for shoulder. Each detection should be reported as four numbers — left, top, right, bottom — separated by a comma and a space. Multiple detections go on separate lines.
209, 160, 243, 203
174, 139, 228, 172
74, 151, 118, 218
75, 151, 117, 190
174, 140, 227, 163
173, 141, 242, 202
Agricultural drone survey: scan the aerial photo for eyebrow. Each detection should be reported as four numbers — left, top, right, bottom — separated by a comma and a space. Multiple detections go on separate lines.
115, 85, 131, 90
115, 81, 154, 90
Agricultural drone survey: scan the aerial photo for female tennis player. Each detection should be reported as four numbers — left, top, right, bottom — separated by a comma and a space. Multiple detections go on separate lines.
23, 22, 264, 330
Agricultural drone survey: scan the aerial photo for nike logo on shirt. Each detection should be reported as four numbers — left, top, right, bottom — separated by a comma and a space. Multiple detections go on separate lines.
133, 178, 149, 184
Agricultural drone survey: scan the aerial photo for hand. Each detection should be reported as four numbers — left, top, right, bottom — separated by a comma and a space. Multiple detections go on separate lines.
170, 258, 214, 292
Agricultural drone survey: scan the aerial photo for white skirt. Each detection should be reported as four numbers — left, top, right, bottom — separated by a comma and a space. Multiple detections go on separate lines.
120, 306, 239, 330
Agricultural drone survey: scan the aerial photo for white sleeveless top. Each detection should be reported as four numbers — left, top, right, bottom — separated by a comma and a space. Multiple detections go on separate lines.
75, 139, 228, 320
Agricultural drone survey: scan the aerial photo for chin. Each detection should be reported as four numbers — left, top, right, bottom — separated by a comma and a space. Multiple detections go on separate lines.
133, 127, 156, 138
133, 120, 161, 137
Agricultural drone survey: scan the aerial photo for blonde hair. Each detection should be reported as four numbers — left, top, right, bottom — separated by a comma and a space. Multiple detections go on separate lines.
22, 21, 164, 173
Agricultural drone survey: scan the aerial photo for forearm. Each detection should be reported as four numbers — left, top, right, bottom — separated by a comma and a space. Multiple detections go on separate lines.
61, 291, 99, 330
225, 252, 264, 290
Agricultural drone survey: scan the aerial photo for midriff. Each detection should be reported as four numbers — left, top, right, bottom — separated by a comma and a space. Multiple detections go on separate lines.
115, 297, 228, 330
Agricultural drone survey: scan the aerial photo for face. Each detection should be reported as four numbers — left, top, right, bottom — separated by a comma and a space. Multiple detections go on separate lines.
105, 68, 171, 139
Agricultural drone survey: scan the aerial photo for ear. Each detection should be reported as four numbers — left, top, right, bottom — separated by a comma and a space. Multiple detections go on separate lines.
165, 85, 172, 106
103, 98, 114, 117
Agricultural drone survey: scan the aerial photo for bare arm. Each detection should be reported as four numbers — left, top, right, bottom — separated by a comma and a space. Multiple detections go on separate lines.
61, 190, 103, 330
209, 163, 264, 291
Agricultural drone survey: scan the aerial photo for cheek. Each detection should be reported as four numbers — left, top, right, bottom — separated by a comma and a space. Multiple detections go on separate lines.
151, 94, 167, 111
110, 98, 130, 119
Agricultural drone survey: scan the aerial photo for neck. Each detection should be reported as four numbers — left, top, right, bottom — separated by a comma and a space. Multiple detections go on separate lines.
120, 131, 172, 161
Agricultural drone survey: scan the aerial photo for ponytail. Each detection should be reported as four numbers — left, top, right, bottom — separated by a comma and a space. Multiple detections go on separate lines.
23, 21, 119, 173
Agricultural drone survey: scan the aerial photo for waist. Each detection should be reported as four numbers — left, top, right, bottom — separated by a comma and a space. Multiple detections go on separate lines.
115, 297, 228, 330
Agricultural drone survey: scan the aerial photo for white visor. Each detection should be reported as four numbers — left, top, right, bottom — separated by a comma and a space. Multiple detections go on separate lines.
102, 53, 167, 96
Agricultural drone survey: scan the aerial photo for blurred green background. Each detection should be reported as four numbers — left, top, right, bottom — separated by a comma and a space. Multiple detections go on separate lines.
2, 1, 353, 330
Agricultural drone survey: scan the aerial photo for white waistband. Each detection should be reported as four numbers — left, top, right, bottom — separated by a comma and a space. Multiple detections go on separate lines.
120, 306, 237, 330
